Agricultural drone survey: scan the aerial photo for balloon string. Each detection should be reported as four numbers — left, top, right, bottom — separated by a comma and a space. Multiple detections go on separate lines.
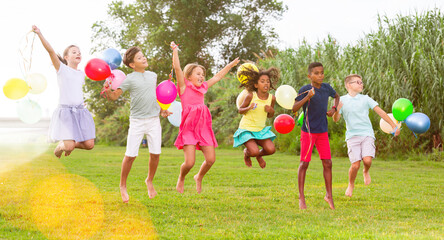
303, 99, 312, 161
18, 31, 36, 80
101, 74, 114, 96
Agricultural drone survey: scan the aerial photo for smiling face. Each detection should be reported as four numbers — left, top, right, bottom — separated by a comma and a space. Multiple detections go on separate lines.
346, 76, 364, 93
64, 46, 81, 65
188, 66, 205, 87
129, 51, 148, 70
254, 75, 271, 93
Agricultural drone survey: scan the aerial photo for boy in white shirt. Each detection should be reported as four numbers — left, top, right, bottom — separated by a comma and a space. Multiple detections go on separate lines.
333, 74, 400, 197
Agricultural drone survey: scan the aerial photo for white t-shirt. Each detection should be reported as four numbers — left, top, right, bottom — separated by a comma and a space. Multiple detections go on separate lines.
57, 63, 85, 105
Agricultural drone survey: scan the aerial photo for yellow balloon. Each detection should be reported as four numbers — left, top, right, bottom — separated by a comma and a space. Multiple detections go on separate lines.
379, 113, 402, 134
3, 78, 29, 100
237, 63, 259, 84
27, 73, 47, 94
236, 89, 249, 109
275, 85, 297, 110
157, 100, 171, 110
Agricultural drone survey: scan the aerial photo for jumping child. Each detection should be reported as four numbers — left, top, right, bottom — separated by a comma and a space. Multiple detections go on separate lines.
233, 66, 279, 168
32, 25, 95, 158
171, 42, 239, 193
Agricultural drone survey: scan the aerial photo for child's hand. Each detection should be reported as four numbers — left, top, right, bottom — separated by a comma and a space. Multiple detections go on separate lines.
326, 108, 335, 117
32, 25, 40, 34
229, 58, 240, 67
160, 110, 172, 118
307, 88, 315, 99
170, 41, 179, 51
249, 102, 257, 110
264, 105, 273, 113
391, 126, 401, 137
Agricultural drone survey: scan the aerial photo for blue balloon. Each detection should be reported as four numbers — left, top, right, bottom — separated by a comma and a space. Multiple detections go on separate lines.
405, 112, 430, 134
102, 48, 122, 70
167, 101, 182, 127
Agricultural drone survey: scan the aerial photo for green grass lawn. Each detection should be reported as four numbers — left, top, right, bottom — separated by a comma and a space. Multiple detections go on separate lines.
0, 145, 443, 239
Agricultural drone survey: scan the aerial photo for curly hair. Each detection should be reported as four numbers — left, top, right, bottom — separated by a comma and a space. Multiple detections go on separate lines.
239, 67, 280, 92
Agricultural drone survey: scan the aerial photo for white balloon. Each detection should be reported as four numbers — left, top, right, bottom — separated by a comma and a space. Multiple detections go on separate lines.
379, 113, 402, 134
16, 99, 42, 124
167, 100, 182, 127
236, 89, 249, 109
275, 85, 297, 110
26, 73, 47, 94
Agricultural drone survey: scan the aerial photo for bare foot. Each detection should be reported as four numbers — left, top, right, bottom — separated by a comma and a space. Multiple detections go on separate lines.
54, 143, 63, 158
363, 170, 371, 185
176, 177, 184, 193
64, 151, 72, 157
120, 186, 129, 203
194, 174, 202, 194
243, 149, 252, 167
145, 180, 157, 199
299, 198, 307, 209
324, 196, 335, 210
345, 184, 354, 197
256, 156, 266, 169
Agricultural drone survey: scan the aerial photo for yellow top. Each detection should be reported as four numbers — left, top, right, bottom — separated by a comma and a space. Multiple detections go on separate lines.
239, 92, 273, 132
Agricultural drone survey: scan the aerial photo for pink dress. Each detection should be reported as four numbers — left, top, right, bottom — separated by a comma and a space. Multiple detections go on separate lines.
174, 79, 218, 150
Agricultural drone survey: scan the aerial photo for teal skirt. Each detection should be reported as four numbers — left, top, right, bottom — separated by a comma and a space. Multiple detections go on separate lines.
233, 126, 276, 148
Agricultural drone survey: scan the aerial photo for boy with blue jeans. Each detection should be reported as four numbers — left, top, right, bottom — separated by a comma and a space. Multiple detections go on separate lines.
293, 62, 340, 210
102, 46, 170, 202
333, 74, 400, 197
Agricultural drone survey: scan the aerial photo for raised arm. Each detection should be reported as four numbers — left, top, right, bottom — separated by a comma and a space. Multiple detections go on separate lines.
171, 42, 185, 95
374, 106, 401, 136
32, 25, 61, 71
207, 58, 240, 88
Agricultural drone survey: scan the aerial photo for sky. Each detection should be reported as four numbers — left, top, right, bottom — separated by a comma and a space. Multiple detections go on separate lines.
0, 0, 442, 119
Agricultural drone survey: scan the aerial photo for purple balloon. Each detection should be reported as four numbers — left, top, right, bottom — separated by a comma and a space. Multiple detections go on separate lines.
405, 112, 430, 134
156, 80, 177, 104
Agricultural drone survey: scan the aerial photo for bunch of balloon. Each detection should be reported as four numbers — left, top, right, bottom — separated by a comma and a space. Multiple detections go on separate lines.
390, 98, 430, 137
273, 114, 295, 134
167, 100, 182, 127
156, 80, 177, 109
85, 58, 111, 81
275, 85, 297, 110
237, 63, 259, 84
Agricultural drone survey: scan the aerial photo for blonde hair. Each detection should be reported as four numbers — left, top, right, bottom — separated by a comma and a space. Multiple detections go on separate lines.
57, 45, 79, 65
344, 74, 362, 89
183, 63, 206, 79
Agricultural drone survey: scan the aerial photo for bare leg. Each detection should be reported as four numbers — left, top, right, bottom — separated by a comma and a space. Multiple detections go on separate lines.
298, 161, 310, 209
75, 139, 95, 150
120, 156, 136, 203
322, 159, 335, 210
243, 140, 259, 168
346, 161, 361, 197
145, 153, 160, 199
54, 141, 64, 158
176, 145, 196, 193
362, 156, 372, 185
255, 139, 276, 169
194, 145, 216, 193
62, 140, 76, 157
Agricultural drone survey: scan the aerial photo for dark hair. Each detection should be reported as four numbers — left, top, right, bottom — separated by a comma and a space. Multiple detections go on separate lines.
308, 62, 323, 75
57, 45, 79, 65
239, 67, 280, 92
123, 46, 141, 68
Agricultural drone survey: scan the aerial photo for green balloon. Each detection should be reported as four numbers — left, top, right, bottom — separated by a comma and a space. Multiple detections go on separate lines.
297, 112, 304, 127
392, 98, 413, 121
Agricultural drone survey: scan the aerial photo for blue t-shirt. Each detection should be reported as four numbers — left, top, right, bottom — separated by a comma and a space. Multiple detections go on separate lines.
339, 94, 378, 140
295, 83, 336, 133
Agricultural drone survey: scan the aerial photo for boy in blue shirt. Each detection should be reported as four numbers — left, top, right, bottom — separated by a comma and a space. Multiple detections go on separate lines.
333, 74, 400, 197
293, 62, 340, 210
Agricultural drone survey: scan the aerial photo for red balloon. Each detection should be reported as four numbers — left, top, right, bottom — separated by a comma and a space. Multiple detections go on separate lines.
85, 58, 111, 81
273, 114, 295, 134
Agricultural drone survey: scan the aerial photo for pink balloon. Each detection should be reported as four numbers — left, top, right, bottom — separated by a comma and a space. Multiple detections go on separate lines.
85, 58, 111, 81
106, 69, 126, 90
156, 80, 177, 104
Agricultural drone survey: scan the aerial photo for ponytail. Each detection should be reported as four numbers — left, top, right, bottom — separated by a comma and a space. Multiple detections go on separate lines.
58, 45, 78, 65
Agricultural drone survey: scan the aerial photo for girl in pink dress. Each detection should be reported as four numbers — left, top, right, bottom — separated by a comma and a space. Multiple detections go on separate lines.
171, 42, 240, 193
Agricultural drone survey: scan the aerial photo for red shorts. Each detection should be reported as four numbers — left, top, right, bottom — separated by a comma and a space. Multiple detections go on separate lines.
300, 131, 331, 162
